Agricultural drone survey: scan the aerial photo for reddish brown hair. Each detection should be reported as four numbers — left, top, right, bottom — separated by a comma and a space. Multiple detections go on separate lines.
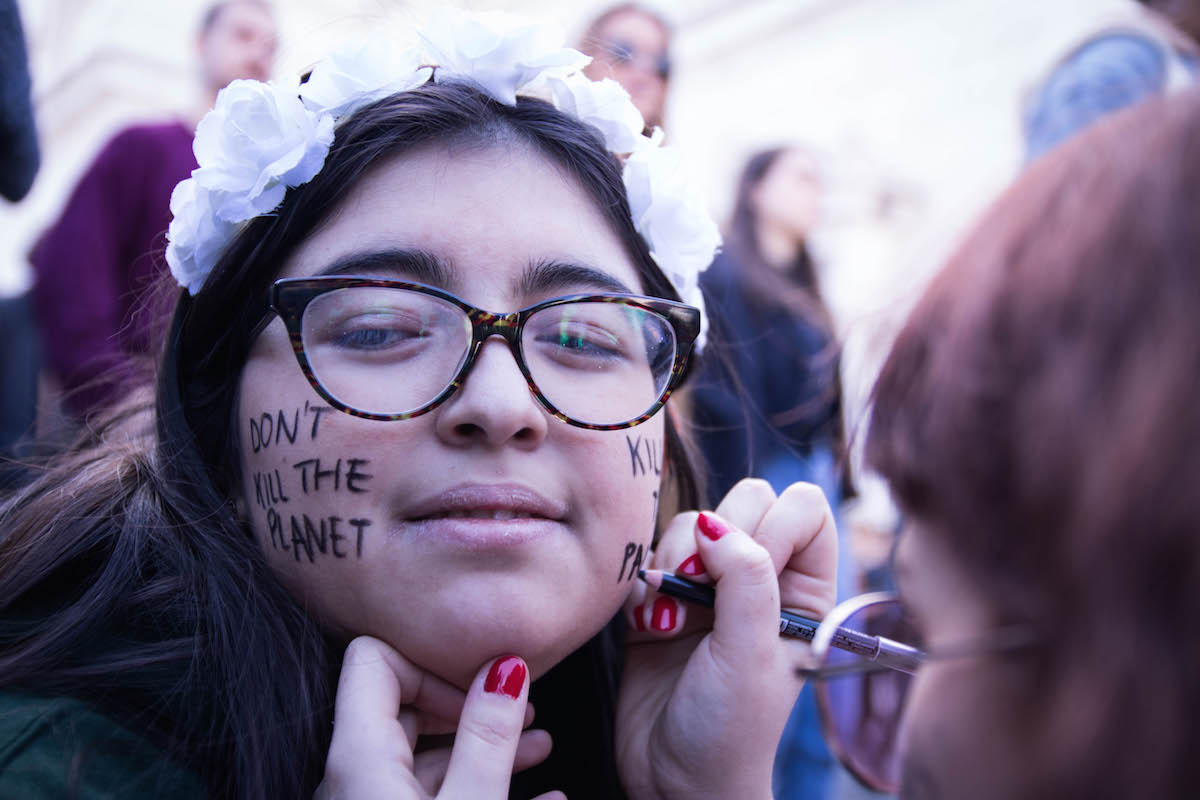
868, 88, 1200, 797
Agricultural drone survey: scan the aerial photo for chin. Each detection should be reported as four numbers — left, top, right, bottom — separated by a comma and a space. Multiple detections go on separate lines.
395, 603, 611, 691
404, 628, 584, 691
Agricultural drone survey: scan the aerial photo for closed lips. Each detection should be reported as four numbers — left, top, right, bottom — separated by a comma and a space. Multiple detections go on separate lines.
404, 484, 567, 522
419, 509, 547, 520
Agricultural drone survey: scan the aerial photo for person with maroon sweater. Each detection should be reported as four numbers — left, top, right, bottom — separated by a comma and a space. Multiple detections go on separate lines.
30, 0, 276, 418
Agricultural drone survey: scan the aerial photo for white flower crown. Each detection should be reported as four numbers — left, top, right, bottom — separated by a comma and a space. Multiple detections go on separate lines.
166, 8, 719, 350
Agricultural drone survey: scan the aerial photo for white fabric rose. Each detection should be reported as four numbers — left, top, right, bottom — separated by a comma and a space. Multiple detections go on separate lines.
192, 77, 335, 223
624, 142, 721, 350
166, 178, 240, 295
544, 74, 644, 153
301, 41, 433, 118
421, 7, 589, 105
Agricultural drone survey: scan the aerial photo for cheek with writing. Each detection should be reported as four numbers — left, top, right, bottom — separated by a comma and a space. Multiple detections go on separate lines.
246, 405, 376, 564
614, 434, 662, 581
624, 434, 662, 480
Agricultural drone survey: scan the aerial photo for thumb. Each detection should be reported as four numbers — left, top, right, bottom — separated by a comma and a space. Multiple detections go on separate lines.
437, 655, 533, 799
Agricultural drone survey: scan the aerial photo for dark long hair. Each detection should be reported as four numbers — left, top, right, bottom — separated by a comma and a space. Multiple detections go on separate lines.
694, 147, 847, 501
0, 79, 703, 798
726, 147, 829, 329
868, 88, 1200, 797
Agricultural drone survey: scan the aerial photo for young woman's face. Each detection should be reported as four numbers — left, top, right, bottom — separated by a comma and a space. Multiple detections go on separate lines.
197, 1, 277, 90
582, 10, 670, 129
752, 149, 821, 246
237, 144, 665, 689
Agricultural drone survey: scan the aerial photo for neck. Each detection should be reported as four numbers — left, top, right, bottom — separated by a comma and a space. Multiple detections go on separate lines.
755, 222, 800, 271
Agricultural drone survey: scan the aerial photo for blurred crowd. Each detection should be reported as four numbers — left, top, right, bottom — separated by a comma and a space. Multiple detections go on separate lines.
2, 1, 1198, 798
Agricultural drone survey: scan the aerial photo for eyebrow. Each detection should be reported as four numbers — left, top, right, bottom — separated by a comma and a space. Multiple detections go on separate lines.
519, 258, 635, 296
312, 249, 635, 298
314, 248, 452, 287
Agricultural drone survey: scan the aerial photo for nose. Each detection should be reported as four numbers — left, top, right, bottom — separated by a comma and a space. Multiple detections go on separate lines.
434, 337, 549, 449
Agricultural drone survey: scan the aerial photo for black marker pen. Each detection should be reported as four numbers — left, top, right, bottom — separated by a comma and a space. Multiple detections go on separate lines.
638, 569, 922, 674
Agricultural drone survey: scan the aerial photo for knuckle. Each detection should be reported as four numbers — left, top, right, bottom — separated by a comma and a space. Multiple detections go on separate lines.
732, 537, 779, 586
459, 713, 517, 752
747, 545, 779, 582
730, 477, 776, 505
778, 480, 828, 509
777, 482, 834, 534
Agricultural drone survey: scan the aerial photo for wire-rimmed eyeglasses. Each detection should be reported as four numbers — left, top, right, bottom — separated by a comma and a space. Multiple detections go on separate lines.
797, 592, 1038, 794
263, 276, 701, 430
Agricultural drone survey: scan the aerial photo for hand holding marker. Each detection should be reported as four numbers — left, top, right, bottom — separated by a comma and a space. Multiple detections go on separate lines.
638, 569, 922, 674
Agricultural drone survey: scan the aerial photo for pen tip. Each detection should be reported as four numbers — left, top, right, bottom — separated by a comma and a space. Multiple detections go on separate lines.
638, 568, 663, 589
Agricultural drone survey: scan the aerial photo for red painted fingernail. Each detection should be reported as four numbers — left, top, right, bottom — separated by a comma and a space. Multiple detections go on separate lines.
697, 511, 732, 541
677, 553, 706, 576
484, 656, 526, 700
651, 596, 678, 632
631, 604, 646, 632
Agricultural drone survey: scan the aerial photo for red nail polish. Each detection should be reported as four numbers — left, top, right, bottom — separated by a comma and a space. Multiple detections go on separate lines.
677, 553, 706, 576
697, 511, 731, 541
631, 604, 646, 632
484, 656, 526, 700
651, 596, 678, 632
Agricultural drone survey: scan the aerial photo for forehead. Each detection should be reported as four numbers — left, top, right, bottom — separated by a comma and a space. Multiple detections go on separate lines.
281, 143, 644, 299
596, 10, 668, 49
205, 2, 274, 36
774, 149, 818, 177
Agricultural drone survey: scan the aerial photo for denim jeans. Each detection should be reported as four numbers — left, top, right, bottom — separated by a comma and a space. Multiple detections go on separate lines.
763, 445, 853, 800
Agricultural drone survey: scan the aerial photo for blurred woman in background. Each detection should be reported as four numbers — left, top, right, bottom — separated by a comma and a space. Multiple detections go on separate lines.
693, 145, 851, 800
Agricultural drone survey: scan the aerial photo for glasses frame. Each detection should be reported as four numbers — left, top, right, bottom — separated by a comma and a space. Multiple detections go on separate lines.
800, 592, 1039, 793
267, 275, 701, 430
598, 37, 671, 80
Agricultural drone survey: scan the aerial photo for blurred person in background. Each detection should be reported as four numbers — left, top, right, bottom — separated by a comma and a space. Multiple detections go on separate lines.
29, 0, 277, 421
805, 88, 1200, 799
579, 3, 671, 132
0, 0, 40, 482
1022, 0, 1198, 161
692, 146, 852, 800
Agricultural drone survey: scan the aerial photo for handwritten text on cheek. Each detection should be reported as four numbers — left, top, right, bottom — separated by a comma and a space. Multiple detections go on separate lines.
248, 403, 374, 563
617, 434, 663, 582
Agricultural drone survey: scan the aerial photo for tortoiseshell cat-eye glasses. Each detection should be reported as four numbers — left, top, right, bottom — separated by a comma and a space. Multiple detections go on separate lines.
264, 276, 701, 430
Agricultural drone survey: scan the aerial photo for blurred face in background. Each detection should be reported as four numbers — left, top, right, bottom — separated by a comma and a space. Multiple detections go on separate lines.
582, 8, 671, 129
197, 1, 277, 91
752, 148, 822, 250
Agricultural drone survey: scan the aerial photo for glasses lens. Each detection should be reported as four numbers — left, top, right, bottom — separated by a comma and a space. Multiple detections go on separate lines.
656, 55, 671, 80
815, 598, 921, 793
300, 287, 471, 416
522, 300, 677, 426
605, 38, 635, 62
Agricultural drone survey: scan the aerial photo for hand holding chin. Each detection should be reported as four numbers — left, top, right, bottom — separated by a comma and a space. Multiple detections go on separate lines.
617, 479, 838, 799
317, 636, 562, 799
